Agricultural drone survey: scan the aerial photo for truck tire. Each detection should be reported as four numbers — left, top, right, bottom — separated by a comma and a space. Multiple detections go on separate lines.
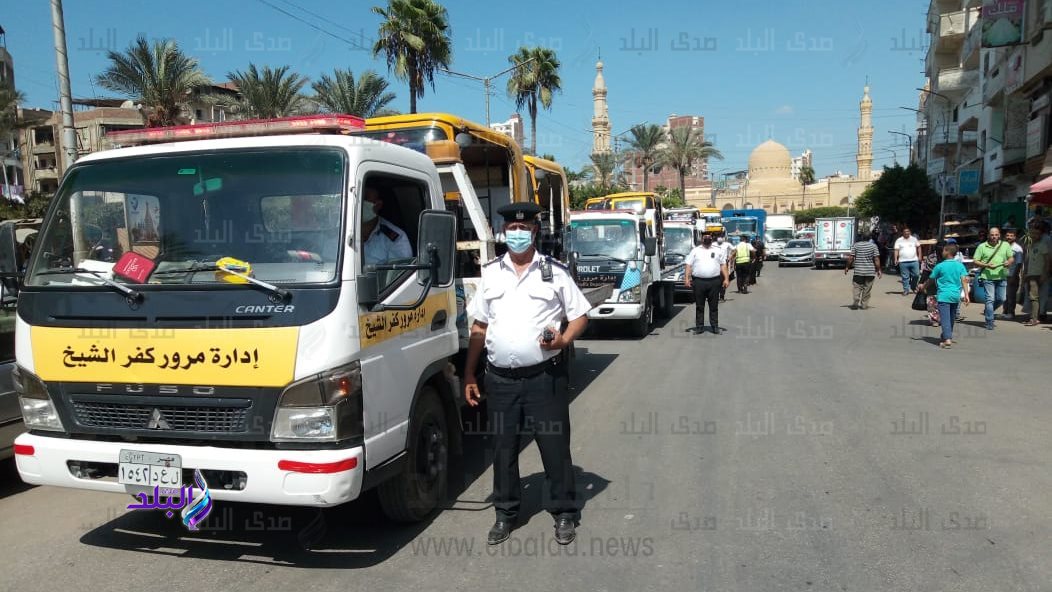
631, 296, 653, 339
659, 283, 675, 319
378, 386, 448, 522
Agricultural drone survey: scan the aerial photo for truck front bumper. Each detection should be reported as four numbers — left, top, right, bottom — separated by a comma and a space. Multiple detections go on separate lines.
587, 302, 645, 320
14, 432, 364, 507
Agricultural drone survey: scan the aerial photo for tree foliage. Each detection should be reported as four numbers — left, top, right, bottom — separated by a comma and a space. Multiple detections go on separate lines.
854, 163, 939, 230
372, 0, 453, 114
569, 181, 626, 210
226, 64, 308, 118
311, 69, 397, 117
798, 165, 816, 186
792, 206, 849, 225
507, 46, 561, 156
659, 126, 722, 201
624, 123, 664, 192
96, 36, 209, 126
659, 188, 685, 208
0, 192, 54, 221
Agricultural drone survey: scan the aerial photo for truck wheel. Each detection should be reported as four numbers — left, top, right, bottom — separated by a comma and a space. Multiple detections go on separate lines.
659, 284, 675, 319
632, 297, 653, 339
378, 386, 448, 522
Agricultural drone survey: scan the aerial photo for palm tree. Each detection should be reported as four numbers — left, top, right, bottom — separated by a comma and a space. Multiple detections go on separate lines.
372, 0, 452, 114
226, 64, 308, 119
624, 123, 664, 192
312, 69, 397, 117
799, 164, 816, 185
590, 152, 617, 189
507, 46, 562, 155
659, 126, 723, 202
96, 35, 210, 127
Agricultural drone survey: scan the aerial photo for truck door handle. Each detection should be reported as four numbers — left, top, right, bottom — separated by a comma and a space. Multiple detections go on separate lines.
430, 310, 447, 331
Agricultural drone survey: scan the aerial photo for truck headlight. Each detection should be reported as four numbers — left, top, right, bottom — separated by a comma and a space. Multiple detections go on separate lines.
271, 361, 363, 442
14, 366, 64, 431
618, 285, 642, 303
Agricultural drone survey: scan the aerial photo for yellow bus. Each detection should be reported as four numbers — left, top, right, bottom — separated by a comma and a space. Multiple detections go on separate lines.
698, 207, 724, 235
524, 155, 571, 260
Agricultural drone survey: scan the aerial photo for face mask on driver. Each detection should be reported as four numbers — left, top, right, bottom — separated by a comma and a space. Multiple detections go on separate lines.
362, 202, 378, 223
505, 229, 534, 254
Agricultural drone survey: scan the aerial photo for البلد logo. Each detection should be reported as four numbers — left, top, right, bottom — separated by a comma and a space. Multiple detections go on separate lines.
181, 469, 213, 530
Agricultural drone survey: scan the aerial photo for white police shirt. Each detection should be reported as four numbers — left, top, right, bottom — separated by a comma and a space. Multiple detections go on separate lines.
363, 217, 412, 266
684, 244, 725, 279
468, 252, 591, 369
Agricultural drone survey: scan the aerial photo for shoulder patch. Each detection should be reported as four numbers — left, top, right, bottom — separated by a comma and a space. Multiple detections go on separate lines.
380, 224, 400, 242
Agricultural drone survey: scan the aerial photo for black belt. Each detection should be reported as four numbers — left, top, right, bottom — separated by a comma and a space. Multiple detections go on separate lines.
488, 352, 563, 379
693, 275, 721, 280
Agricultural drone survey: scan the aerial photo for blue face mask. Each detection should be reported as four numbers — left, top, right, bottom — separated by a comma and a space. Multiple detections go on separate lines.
505, 229, 534, 254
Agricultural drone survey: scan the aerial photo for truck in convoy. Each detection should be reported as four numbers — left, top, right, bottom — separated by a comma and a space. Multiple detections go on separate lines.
569, 210, 678, 338
764, 214, 796, 260
661, 220, 700, 302
722, 209, 767, 243
813, 216, 857, 268
8, 114, 513, 521
0, 219, 41, 460
698, 207, 725, 236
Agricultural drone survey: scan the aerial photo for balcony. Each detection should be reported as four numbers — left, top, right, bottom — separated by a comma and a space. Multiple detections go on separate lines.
34, 167, 58, 180
960, 17, 981, 68
32, 142, 56, 155
935, 66, 980, 97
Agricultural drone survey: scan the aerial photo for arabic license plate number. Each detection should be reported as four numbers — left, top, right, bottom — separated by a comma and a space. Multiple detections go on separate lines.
118, 450, 182, 487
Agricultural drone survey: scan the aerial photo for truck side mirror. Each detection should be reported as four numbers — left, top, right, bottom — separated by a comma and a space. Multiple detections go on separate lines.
644, 236, 657, 257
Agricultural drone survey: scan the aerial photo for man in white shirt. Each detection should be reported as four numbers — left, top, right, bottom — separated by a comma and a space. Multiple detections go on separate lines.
361, 187, 412, 266
893, 227, 921, 296
464, 202, 591, 547
1003, 228, 1024, 319
717, 236, 735, 301
684, 232, 730, 334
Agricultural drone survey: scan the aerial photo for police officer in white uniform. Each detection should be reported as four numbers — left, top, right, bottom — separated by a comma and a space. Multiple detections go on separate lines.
684, 232, 730, 334
361, 186, 412, 265
464, 202, 591, 547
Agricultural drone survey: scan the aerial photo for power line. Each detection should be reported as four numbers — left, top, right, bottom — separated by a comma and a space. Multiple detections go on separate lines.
255, 0, 370, 50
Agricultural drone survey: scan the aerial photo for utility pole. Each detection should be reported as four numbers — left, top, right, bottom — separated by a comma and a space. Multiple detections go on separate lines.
917, 88, 952, 239
441, 57, 537, 126
51, 0, 78, 172
888, 131, 913, 164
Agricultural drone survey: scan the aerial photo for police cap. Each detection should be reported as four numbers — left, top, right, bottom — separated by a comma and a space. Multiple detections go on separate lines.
497, 202, 542, 224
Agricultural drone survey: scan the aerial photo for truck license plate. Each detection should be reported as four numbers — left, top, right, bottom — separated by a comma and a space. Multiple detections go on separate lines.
118, 450, 183, 488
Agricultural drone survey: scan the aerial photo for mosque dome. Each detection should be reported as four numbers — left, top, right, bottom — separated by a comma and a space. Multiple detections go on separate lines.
748, 140, 792, 180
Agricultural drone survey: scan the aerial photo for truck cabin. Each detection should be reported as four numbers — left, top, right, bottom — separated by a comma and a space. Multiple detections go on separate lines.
568, 212, 654, 263
360, 113, 529, 274
524, 155, 571, 261
584, 197, 609, 210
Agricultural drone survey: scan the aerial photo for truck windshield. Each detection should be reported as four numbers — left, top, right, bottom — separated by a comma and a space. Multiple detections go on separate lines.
569, 219, 640, 261
664, 227, 694, 255
26, 148, 345, 287
768, 229, 794, 241
723, 218, 757, 235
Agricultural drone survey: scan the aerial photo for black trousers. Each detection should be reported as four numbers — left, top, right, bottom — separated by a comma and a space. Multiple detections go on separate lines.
691, 276, 721, 329
485, 361, 576, 522
1005, 272, 1021, 316
736, 263, 752, 292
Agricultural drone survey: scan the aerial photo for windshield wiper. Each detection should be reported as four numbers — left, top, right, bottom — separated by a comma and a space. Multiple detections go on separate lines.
579, 254, 629, 265
154, 262, 289, 302
34, 268, 143, 302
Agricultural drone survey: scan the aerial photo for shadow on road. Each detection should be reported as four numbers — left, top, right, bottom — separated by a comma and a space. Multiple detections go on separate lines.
77, 351, 621, 568
0, 458, 34, 499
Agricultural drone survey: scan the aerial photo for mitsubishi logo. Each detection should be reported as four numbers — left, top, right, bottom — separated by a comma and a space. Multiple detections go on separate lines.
147, 408, 171, 430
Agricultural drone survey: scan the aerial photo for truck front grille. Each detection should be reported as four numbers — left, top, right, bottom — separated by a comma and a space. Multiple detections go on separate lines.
71, 401, 249, 433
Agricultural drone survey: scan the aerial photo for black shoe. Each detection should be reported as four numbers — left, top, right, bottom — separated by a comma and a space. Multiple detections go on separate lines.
487, 520, 513, 545
710, 326, 720, 335
554, 517, 577, 545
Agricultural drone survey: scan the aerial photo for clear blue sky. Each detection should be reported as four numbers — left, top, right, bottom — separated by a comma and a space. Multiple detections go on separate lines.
5, 0, 929, 177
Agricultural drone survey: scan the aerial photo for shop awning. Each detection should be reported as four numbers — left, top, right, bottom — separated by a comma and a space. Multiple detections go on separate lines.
1031, 176, 1052, 206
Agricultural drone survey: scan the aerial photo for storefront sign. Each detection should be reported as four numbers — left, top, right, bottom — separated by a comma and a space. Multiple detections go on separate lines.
982, 0, 1026, 48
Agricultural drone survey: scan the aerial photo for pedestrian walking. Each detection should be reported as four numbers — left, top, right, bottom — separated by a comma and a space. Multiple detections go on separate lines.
927, 243, 971, 348
894, 227, 921, 296
920, 241, 942, 326
733, 236, 757, 294
1021, 221, 1051, 327
844, 236, 882, 309
1002, 228, 1024, 319
717, 236, 735, 301
972, 227, 1014, 330
684, 232, 730, 335
463, 202, 591, 546
751, 236, 765, 281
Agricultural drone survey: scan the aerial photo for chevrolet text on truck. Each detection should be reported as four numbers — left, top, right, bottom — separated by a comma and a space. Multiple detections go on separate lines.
11, 115, 475, 521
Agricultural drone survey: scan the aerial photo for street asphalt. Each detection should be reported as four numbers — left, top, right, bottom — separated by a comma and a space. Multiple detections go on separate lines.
1, 266, 1049, 592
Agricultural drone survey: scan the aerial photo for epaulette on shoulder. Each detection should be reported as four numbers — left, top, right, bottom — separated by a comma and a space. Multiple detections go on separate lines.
546, 256, 569, 271
482, 255, 504, 267
380, 224, 400, 242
